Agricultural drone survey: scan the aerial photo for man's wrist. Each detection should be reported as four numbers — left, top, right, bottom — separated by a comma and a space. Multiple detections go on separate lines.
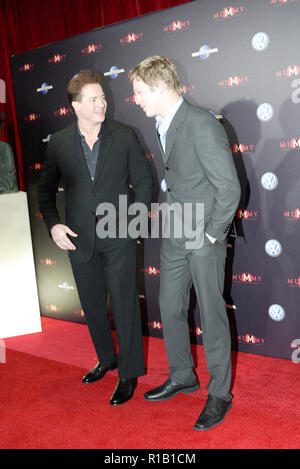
205, 232, 216, 244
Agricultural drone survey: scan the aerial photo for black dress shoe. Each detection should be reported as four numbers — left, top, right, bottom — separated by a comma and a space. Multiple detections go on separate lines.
110, 378, 136, 406
144, 378, 199, 402
193, 395, 232, 431
82, 358, 118, 384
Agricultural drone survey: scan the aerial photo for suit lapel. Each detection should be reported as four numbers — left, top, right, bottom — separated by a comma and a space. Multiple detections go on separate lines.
93, 119, 113, 183
164, 100, 189, 163
155, 129, 165, 159
69, 123, 93, 182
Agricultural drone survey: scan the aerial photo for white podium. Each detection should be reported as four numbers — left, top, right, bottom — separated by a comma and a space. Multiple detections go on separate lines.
0, 191, 41, 338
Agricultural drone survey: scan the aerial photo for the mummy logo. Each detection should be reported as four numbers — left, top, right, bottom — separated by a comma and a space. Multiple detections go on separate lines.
120, 33, 143, 44
19, 63, 34, 72
48, 53, 66, 64
81, 43, 102, 55
219, 75, 249, 88
163, 20, 190, 32
233, 273, 262, 284
276, 65, 300, 79
280, 138, 300, 150
24, 113, 40, 121
213, 5, 245, 19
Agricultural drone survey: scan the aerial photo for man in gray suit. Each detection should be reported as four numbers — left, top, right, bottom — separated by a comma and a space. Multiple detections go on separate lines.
129, 56, 241, 431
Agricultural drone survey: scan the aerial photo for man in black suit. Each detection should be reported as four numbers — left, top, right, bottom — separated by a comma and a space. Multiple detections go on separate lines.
129, 56, 240, 430
38, 70, 152, 405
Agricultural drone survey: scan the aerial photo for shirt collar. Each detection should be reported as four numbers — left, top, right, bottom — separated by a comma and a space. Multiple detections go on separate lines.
155, 96, 184, 133
77, 123, 101, 140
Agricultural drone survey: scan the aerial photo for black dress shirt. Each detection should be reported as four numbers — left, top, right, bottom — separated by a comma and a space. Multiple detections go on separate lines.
78, 126, 101, 181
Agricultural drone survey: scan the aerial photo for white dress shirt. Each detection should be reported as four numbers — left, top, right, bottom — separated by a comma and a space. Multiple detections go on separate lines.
155, 96, 184, 152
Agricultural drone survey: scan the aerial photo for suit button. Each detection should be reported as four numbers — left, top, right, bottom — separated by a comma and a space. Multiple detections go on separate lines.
165, 166, 169, 171
167, 188, 171, 192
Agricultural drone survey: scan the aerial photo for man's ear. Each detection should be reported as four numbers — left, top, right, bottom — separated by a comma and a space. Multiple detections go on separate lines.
72, 100, 80, 113
155, 79, 165, 92
155, 79, 168, 95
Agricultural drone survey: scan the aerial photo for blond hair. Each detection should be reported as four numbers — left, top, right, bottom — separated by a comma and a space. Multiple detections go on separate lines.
128, 56, 181, 93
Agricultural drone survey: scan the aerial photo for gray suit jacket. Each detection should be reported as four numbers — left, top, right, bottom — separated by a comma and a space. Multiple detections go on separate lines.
159, 99, 241, 244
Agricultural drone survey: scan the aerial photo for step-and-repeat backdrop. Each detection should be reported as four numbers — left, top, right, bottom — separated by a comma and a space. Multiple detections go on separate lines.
11, 0, 300, 360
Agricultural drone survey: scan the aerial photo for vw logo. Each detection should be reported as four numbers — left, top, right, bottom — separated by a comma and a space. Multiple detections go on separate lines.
265, 239, 282, 257
256, 103, 274, 121
261, 172, 278, 191
252, 32, 269, 52
268, 304, 285, 322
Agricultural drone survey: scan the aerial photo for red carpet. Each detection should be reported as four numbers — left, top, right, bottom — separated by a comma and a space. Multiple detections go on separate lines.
1, 317, 299, 450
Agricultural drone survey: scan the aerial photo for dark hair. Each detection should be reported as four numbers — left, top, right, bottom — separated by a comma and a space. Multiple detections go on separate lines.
67, 70, 102, 106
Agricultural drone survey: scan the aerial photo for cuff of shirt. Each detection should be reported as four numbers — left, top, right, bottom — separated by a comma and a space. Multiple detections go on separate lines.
205, 232, 217, 244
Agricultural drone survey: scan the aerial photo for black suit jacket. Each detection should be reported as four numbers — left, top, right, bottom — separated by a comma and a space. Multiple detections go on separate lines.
38, 119, 153, 262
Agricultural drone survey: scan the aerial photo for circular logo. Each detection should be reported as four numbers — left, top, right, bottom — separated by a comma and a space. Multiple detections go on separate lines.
268, 304, 285, 321
59, 281, 73, 292
261, 172, 278, 191
252, 32, 269, 52
265, 239, 282, 257
256, 103, 274, 121
110, 66, 119, 79
199, 45, 211, 60
41, 83, 49, 95
108, 66, 125, 79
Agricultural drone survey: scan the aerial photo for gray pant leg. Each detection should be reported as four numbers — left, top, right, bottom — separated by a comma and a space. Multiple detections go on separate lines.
188, 239, 232, 400
158, 240, 196, 384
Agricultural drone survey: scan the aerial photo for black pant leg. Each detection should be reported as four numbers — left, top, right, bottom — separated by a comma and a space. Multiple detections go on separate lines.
70, 252, 117, 368
100, 238, 145, 379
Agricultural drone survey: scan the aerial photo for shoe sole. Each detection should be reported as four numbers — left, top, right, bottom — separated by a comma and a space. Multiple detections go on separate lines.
193, 402, 232, 431
144, 383, 200, 402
